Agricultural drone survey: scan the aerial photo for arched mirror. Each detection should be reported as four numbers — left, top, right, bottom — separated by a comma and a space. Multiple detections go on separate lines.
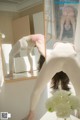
0, 0, 46, 81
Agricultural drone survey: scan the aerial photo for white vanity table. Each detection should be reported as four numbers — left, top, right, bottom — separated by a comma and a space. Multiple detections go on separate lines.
40, 112, 80, 120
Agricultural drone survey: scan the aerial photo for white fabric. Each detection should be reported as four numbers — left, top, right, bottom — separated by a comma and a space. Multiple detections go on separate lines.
30, 42, 80, 112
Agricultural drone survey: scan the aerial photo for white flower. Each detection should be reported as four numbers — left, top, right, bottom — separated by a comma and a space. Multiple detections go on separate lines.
53, 90, 71, 97
51, 90, 70, 104
45, 97, 55, 112
45, 90, 80, 118
69, 96, 80, 110
56, 103, 72, 118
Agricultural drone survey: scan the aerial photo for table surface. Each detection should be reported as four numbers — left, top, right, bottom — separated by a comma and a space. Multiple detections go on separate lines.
40, 112, 80, 120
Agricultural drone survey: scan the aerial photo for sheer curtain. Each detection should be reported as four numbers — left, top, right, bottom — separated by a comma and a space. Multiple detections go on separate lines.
44, 0, 57, 44
74, 4, 80, 53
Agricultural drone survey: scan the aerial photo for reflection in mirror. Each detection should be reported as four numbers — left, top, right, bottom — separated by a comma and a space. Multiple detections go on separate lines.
2, 34, 45, 79
44, 0, 79, 51
43, 0, 79, 98
0, 0, 45, 81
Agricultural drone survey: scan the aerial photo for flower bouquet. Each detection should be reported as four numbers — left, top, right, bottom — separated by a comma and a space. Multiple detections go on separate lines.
45, 90, 80, 120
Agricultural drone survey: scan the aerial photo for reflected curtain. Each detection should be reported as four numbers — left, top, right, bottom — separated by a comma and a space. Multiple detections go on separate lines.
74, 4, 80, 53
44, 0, 57, 43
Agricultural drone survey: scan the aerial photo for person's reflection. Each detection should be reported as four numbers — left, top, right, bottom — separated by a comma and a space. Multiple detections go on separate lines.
59, 6, 76, 40
6, 34, 45, 78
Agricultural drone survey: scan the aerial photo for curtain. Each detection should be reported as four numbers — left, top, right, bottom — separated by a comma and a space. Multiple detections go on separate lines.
44, 0, 57, 43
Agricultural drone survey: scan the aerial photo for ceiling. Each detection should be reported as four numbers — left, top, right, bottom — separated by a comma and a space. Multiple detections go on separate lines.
0, 0, 42, 12
0, 0, 29, 4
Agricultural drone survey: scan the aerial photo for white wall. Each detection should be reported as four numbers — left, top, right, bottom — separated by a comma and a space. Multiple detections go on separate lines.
0, 80, 47, 120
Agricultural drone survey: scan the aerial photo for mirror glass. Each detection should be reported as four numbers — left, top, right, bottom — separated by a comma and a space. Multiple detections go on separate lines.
0, 0, 45, 81
44, 0, 79, 52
